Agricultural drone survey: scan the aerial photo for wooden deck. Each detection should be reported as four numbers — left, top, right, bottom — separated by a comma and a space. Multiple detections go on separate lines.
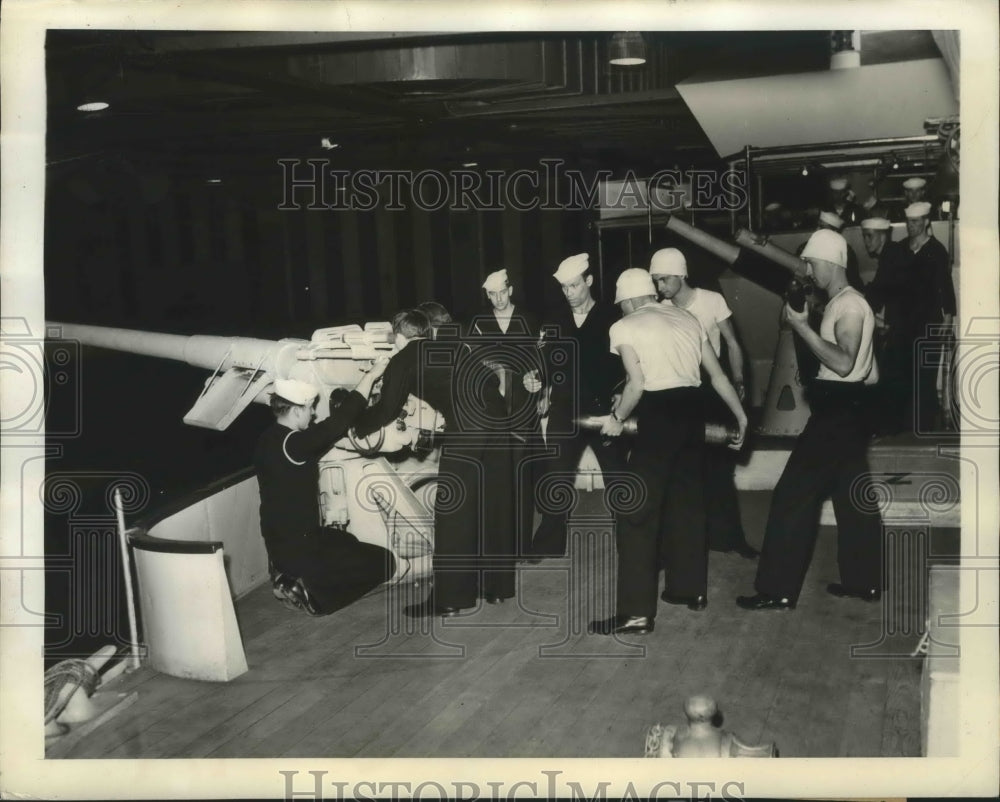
57, 489, 947, 760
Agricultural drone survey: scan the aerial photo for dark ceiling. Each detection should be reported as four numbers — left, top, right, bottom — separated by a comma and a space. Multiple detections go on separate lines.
46, 29, 847, 176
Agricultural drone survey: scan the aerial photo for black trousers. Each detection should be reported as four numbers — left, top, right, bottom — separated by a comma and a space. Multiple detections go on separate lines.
754, 381, 883, 602
701, 389, 746, 550
874, 335, 913, 435
616, 387, 706, 619
530, 405, 628, 557
431, 439, 519, 607
271, 528, 396, 616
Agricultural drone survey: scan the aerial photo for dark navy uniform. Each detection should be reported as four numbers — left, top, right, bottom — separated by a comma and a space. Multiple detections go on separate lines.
467, 309, 544, 558
254, 391, 396, 615
530, 300, 626, 557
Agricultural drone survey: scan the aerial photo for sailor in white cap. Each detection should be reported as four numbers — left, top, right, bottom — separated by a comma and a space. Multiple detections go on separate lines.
826, 176, 861, 226
902, 176, 927, 205
889, 176, 936, 222
528, 253, 626, 558
860, 217, 919, 434
254, 359, 392, 615
588, 268, 746, 635
814, 210, 863, 290
467, 267, 543, 571
648, 248, 756, 559
903, 200, 956, 429
738, 228, 883, 612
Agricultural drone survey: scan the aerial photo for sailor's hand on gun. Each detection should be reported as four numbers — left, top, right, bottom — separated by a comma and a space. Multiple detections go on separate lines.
355, 356, 390, 398
781, 301, 808, 330
522, 369, 542, 393
600, 413, 625, 437
369, 356, 391, 378
728, 414, 748, 452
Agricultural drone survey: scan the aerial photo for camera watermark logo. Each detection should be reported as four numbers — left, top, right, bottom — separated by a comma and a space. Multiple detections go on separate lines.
1, 318, 82, 437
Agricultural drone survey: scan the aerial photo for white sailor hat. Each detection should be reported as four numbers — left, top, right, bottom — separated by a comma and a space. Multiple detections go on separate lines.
829, 177, 849, 191
801, 229, 847, 268
482, 269, 509, 291
902, 177, 927, 190
553, 253, 589, 283
648, 248, 687, 277
764, 201, 783, 212
862, 195, 878, 210
614, 268, 657, 303
904, 201, 932, 218
818, 210, 845, 230
860, 217, 892, 231
273, 378, 320, 406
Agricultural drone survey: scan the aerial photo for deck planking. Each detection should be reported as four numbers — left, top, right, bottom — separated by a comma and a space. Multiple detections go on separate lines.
58, 487, 948, 760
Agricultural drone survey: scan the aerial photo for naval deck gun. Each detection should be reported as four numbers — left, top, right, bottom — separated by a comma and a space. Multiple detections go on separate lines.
49, 320, 398, 431
47, 319, 443, 601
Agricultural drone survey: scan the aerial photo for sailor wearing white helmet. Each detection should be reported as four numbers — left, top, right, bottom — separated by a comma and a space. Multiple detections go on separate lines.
589, 268, 746, 635
738, 229, 884, 611
649, 248, 756, 560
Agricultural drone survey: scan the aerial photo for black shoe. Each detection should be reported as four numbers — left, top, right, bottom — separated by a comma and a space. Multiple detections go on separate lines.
274, 576, 321, 616
403, 600, 465, 618
736, 593, 795, 611
660, 591, 708, 611
826, 583, 882, 602
587, 615, 654, 635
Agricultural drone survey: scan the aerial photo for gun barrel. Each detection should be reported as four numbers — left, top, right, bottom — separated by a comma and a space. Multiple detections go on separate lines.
734, 229, 808, 277
48, 322, 292, 373
665, 216, 741, 265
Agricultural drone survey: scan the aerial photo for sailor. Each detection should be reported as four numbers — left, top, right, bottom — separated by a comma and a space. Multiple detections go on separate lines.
468, 268, 544, 558
254, 369, 396, 615
404, 304, 519, 616
903, 177, 928, 205
737, 229, 883, 611
649, 248, 757, 560
528, 253, 626, 558
416, 300, 456, 338
861, 217, 918, 434
903, 200, 956, 430
825, 176, 862, 227
890, 177, 934, 223
352, 308, 433, 438
589, 269, 746, 635
817, 210, 864, 290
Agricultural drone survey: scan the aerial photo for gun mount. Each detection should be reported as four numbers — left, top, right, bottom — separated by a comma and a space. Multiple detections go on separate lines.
48, 319, 440, 592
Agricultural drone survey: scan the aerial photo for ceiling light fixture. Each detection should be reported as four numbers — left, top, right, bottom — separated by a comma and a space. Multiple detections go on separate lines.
320, 138, 340, 150
76, 101, 110, 112
609, 32, 647, 66
462, 162, 478, 168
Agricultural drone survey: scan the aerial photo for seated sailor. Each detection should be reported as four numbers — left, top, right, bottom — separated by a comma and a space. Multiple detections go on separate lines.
253, 369, 396, 615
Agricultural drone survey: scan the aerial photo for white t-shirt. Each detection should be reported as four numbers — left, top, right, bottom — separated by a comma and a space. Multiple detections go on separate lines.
662, 288, 731, 358
817, 287, 878, 384
609, 303, 705, 391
